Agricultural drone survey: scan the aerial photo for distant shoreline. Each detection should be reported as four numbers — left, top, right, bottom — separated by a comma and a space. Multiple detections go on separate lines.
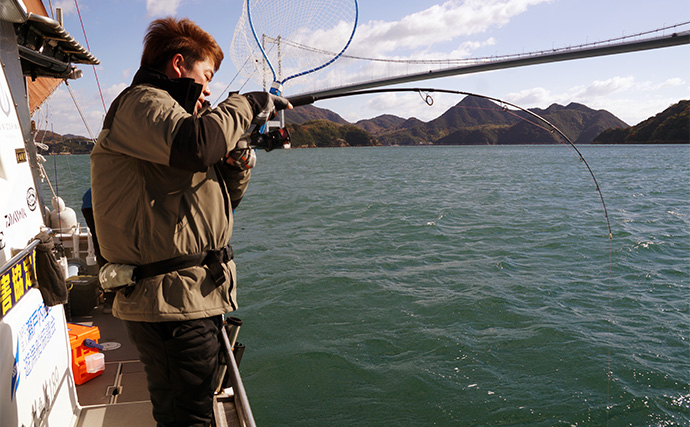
42, 141, 688, 157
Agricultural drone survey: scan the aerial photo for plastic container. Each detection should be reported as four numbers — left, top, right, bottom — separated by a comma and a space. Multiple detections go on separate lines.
67, 323, 104, 384
85, 353, 105, 373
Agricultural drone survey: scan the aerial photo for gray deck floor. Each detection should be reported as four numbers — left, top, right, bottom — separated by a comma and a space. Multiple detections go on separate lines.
71, 299, 243, 427
72, 301, 156, 426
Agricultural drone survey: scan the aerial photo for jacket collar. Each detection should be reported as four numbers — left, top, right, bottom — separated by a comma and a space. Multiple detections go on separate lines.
132, 66, 202, 114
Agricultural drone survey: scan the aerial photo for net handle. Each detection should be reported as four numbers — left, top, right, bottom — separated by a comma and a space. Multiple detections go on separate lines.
246, 0, 277, 83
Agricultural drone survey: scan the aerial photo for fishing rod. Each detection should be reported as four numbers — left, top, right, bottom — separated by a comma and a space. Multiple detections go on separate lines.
229, 1, 612, 240
281, 88, 613, 240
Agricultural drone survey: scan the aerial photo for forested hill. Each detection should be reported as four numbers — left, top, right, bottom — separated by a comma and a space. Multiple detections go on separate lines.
34, 130, 94, 154
593, 100, 689, 144
283, 104, 349, 125
284, 95, 633, 148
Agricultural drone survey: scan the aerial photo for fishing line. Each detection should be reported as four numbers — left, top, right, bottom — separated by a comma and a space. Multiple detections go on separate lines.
454, 100, 615, 417
480, 104, 582, 160
230, 0, 615, 414
443, 101, 582, 162
289, 88, 613, 240
292, 88, 617, 423
290, 88, 617, 421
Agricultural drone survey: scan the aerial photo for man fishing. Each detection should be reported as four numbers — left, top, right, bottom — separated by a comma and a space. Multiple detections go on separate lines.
90, 17, 290, 426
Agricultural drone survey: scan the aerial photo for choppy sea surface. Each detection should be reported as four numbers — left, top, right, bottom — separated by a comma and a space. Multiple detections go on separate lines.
47, 145, 688, 426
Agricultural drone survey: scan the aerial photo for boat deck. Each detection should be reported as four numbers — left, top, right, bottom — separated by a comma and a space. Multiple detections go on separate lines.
72, 300, 156, 426
71, 298, 246, 427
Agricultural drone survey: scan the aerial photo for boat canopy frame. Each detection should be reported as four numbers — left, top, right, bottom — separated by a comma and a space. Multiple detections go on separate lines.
15, 12, 100, 79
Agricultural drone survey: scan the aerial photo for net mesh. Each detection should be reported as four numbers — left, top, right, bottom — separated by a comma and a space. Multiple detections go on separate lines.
229, 0, 357, 91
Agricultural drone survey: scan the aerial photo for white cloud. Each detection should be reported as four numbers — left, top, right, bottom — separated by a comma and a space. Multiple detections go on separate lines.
276, 36, 499, 98
658, 77, 685, 89
506, 76, 637, 108
31, 80, 128, 137
103, 83, 128, 105
235, 1, 551, 95
350, 0, 552, 57
276, 0, 549, 95
505, 87, 554, 106
32, 88, 93, 137
387, 38, 498, 63
503, 74, 690, 126
122, 68, 133, 80
572, 76, 635, 99
146, 0, 183, 16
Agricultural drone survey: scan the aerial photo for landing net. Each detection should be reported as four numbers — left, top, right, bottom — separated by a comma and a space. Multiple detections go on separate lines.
229, 0, 358, 90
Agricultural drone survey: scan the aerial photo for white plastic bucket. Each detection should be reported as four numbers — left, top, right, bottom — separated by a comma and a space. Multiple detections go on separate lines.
85, 352, 105, 373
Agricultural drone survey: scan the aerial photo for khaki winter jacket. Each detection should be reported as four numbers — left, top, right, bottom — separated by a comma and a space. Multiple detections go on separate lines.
91, 67, 253, 322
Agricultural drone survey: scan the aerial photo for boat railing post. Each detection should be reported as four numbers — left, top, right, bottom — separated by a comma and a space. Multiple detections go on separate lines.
218, 323, 256, 427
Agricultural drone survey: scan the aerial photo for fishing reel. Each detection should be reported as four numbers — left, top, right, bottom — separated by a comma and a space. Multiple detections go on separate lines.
228, 126, 290, 170
249, 127, 291, 151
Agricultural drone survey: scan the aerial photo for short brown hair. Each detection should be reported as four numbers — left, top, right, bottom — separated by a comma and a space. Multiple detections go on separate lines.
141, 17, 224, 72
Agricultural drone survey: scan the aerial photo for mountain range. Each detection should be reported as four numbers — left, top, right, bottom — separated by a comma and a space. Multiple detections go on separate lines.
36, 98, 688, 154
284, 97, 688, 147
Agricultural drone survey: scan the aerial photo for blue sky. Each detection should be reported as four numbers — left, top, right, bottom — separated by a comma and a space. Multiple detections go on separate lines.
37, 0, 689, 137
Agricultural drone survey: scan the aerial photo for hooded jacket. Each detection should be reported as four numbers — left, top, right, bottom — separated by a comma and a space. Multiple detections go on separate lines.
90, 67, 253, 321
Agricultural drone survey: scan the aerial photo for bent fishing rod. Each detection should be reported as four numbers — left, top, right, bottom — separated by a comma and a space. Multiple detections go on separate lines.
274, 87, 612, 240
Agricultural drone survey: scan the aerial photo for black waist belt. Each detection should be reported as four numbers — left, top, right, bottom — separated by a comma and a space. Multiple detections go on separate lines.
133, 245, 233, 287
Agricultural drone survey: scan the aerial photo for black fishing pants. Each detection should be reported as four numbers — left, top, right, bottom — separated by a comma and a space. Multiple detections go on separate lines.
124, 316, 222, 427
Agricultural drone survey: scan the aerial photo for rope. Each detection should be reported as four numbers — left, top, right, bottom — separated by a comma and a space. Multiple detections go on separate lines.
73, 0, 107, 114
64, 80, 97, 142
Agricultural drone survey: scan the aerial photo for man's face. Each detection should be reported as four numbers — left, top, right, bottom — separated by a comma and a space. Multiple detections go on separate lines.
180, 58, 215, 114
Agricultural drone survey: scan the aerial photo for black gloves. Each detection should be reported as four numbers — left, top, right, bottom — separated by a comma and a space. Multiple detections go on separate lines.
243, 92, 290, 126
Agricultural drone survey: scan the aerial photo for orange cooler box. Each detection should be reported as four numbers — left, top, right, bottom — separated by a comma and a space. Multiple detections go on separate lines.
67, 323, 105, 385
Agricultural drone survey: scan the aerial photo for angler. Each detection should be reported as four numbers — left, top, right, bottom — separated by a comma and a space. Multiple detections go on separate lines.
90, 17, 290, 426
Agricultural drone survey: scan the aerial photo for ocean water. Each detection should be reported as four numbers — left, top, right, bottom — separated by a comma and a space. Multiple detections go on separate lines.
44, 145, 688, 426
